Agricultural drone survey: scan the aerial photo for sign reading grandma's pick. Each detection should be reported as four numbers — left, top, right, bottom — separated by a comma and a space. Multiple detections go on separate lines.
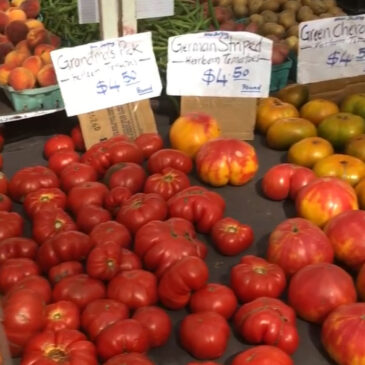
298, 15, 365, 84
166, 31, 273, 98
51, 32, 162, 117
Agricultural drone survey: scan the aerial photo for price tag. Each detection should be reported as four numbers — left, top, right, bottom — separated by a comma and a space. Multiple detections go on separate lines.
51, 32, 162, 117
298, 15, 365, 84
166, 31, 273, 98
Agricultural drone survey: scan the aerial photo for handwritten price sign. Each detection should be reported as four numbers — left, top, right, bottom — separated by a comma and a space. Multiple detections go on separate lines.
298, 15, 365, 84
166, 31, 273, 98
51, 32, 162, 116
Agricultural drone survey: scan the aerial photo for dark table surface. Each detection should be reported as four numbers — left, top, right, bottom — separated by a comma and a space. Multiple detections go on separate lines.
1, 110, 336, 365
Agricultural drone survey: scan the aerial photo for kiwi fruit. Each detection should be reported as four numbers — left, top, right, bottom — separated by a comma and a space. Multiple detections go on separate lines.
260, 0, 281, 12
261, 22, 286, 38
283, 0, 301, 12
297, 6, 314, 22
249, 13, 264, 25
248, 0, 264, 14
287, 23, 299, 37
261, 10, 279, 23
278, 10, 296, 29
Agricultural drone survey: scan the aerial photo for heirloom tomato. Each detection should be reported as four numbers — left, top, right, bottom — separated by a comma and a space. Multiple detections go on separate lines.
195, 138, 258, 187
230, 255, 286, 302
169, 112, 221, 158
267, 217, 334, 276
0, 154, 2, 170
300, 98, 339, 126
324, 210, 365, 270
104, 353, 154, 365
261, 163, 316, 201
116, 193, 168, 234
45, 300, 80, 331
0, 236, 37, 263
188, 363, 221, 365
0, 193, 11, 211
120, 248, 142, 271
76, 204, 111, 233
356, 177, 365, 209
21, 329, 97, 365
80, 143, 111, 176
313, 154, 365, 186
210, 217, 254, 256
108, 139, 144, 165
341, 93, 365, 113
132, 306, 172, 347
288, 263, 357, 323
295, 177, 358, 227
256, 97, 299, 133
0, 211, 23, 240
48, 261, 84, 285
59, 162, 98, 192
234, 297, 299, 354
81, 298, 129, 340
90, 220, 131, 248
103, 186, 132, 215
44, 134, 75, 158
8, 165, 59, 202
70, 125, 85, 151
345, 134, 365, 162
231, 345, 294, 365
322, 303, 365, 365
179, 311, 230, 360
96, 319, 150, 360
276, 83, 309, 109
48, 149, 80, 175
134, 217, 207, 277
158, 256, 209, 310
52, 274, 106, 310
134, 132, 164, 158
0, 171, 8, 194
147, 148, 193, 174
189, 283, 238, 319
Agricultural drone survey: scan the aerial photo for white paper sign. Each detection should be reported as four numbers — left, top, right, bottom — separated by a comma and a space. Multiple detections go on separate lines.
166, 31, 273, 98
51, 32, 162, 117
136, 0, 174, 19
298, 15, 365, 84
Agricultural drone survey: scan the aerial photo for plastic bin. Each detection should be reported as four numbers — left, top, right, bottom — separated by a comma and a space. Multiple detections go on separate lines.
288, 51, 298, 83
270, 57, 293, 93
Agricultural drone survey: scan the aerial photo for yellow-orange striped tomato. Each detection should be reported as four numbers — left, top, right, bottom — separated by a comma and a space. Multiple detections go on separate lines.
195, 138, 258, 187
295, 177, 358, 227
169, 112, 220, 158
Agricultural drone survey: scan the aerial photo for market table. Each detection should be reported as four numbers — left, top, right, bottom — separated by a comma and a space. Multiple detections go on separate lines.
1, 110, 336, 365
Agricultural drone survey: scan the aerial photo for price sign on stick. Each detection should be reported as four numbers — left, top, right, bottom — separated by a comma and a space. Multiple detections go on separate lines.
166, 31, 273, 98
51, 32, 162, 117
298, 15, 365, 84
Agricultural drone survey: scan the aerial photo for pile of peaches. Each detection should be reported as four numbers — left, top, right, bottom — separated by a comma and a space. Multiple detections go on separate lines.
0, 0, 60, 92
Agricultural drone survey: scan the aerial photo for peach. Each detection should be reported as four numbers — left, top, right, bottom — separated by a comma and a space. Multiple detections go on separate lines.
15, 38, 29, 52
25, 18, 43, 30
6, 7, 26, 22
5, 19, 28, 44
47, 31, 61, 48
0, 10, 9, 32
36, 64, 57, 87
8, 66, 35, 90
22, 54, 42, 76
26, 26, 48, 49
20, 0, 39, 18
34, 43, 55, 64
0, 0, 9, 11
4, 49, 29, 68
0, 64, 11, 84
0, 41, 14, 63
11, 0, 24, 6
0, 34, 9, 43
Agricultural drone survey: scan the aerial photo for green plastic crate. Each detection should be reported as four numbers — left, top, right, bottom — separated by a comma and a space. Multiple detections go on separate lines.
1, 84, 64, 112
270, 57, 293, 93
288, 51, 298, 82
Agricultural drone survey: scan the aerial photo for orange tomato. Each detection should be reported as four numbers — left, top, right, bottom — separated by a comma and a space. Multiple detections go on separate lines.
345, 134, 365, 162
300, 99, 339, 126
355, 178, 365, 209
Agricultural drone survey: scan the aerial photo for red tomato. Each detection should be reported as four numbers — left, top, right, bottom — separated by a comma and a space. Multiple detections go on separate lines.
0, 211, 23, 240
230, 255, 286, 303
23, 187, 66, 217
0, 171, 8, 194
357, 263, 365, 300
22, 329, 97, 365
48, 149, 80, 175
104, 353, 154, 365
116, 193, 168, 234
71, 125, 85, 151
158, 256, 209, 310
134, 133, 163, 158
108, 139, 144, 165
59, 162, 98, 192
87, 241, 121, 281
189, 283, 238, 319
267, 217, 334, 276
0, 257, 39, 293
234, 297, 299, 354
7, 275, 52, 303
3, 288, 46, 357
0, 237, 38, 263
261, 163, 317, 200
120, 248, 142, 271
80, 143, 112, 176
167, 186, 225, 233
179, 311, 230, 360
8, 165, 60, 202
104, 162, 146, 193
104, 186, 132, 215
132, 306, 172, 347
37, 230, 92, 272
210, 217, 254, 256
48, 261, 84, 285
44, 134, 75, 159
0, 153, 2, 170
288, 263, 357, 324
76, 204, 112, 233
0, 193, 11, 211
231, 345, 294, 365
45, 300, 80, 331
107, 269, 158, 309
52, 274, 106, 310
147, 148, 193, 174
187, 363, 221, 365
67, 181, 109, 215
322, 303, 365, 365
96, 319, 150, 360
143, 167, 190, 200
90, 220, 131, 248
32, 207, 77, 244
134, 217, 207, 277
81, 298, 129, 340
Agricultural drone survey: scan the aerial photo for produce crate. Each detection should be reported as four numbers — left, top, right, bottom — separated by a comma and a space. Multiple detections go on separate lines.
270, 57, 293, 93
289, 51, 298, 83
1, 84, 64, 112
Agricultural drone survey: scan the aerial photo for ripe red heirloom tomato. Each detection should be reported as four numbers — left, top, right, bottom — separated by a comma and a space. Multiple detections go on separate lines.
48, 261, 84, 285
147, 148, 193, 174
71, 125, 85, 151
0, 171, 8, 194
90, 220, 131, 248
48, 149, 80, 175
76, 204, 112, 233
104, 186, 132, 215
120, 248, 142, 272
104, 353, 154, 365
134, 132, 164, 158
0, 237, 38, 263
59, 162, 98, 192
45, 300, 80, 331
44, 134, 75, 158
0, 193, 11, 211
0, 211, 23, 241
